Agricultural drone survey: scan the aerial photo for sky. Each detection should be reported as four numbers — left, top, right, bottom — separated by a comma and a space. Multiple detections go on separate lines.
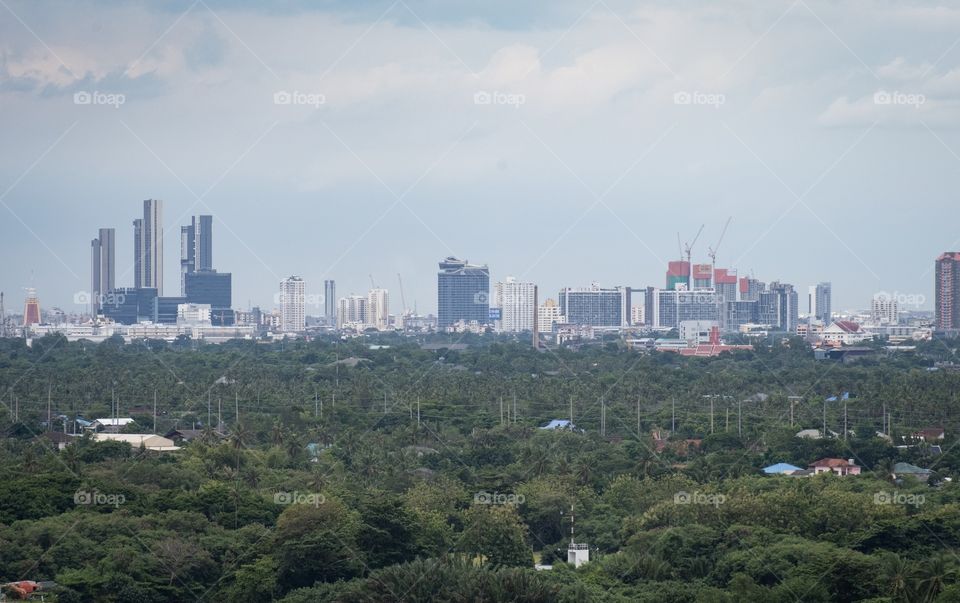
2, 0, 959, 316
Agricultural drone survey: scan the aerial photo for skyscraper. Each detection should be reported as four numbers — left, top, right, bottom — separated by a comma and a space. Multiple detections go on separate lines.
338, 294, 369, 328
324, 280, 336, 323
135, 199, 164, 294
494, 277, 536, 332
367, 288, 390, 330
559, 283, 630, 327
936, 252, 960, 331
90, 228, 115, 313
180, 215, 213, 295
437, 257, 490, 328
279, 276, 305, 333
871, 292, 900, 325
808, 282, 832, 324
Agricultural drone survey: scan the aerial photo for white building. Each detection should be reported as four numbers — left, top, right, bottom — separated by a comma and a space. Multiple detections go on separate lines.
177, 303, 211, 325
337, 295, 368, 329
367, 288, 390, 330
279, 276, 305, 333
494, 277, 536, 332
538, 298, 564, 333
871, 294, 900, 325
631, 305, 645, 326
822, 320, 871, 346
679, 320, 720, 345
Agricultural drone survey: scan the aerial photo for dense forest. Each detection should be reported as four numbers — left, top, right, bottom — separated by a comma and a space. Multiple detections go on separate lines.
1, 333, 960, 601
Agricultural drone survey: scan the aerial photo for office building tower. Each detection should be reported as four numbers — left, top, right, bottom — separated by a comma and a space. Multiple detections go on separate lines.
101, 287, 158, 325
809, 282, 832, 324
324, 280, 336, 322
185, 270, 233, 325
494, 277, 536, 332
22, 288, 41, 325
135, 199, 164, 294
367, 288, 390, 330
538, 298, 564, 333
337, 295, 368, 328
558, 283, 630, 327
279, 276, 305, 333
759, 282, 799, 333
180, 215, 213, 295
437, 257, 490, 328
871, 293, 900, 326
936, 252, 960, 331
90, 228, 115, 314
738, 277, 765, 302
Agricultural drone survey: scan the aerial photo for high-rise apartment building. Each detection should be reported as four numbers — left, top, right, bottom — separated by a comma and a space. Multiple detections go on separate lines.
437, 257, 489, 328
808, 282, 832, 324
558, 283, 630, 327
646, 288, 721, 330
90, 227, 115, 313
936, 252, 960, 331
337, 295, 368, 328
494, 277, 536, 332
537, 298, 564, 333
871, 293, 900, 325
324, 280, 336, 323
135, 199, 164, 294
180, 215, 213, 294
367, 288, 390, 330
279, 276, 305, 333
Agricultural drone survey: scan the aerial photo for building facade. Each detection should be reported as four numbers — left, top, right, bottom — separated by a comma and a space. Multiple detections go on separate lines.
495, 277, 535, 332
90, 227, 115, 314
367, 288, 390, 330
136, 199, 164, 294
180, 215, 213, 294
871, 293, 900, 325
537, 298, 564, 333
279, 276, 305, 333
324, 280, 336, 323
338, 295, 368, 328
809, 282, 832, 324
437, 257, 490, 328
558, 284, 630, 327
936, 252, 960, 331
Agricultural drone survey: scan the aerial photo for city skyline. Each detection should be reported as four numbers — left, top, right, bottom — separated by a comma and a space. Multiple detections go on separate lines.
3, 2, 958, 315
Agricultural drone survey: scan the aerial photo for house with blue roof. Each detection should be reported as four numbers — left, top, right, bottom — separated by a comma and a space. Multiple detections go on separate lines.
763, 462, 803, 475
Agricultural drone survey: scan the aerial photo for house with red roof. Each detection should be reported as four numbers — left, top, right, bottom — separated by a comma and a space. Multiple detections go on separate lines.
822, 321, 871, 347
809, 458, 861, 476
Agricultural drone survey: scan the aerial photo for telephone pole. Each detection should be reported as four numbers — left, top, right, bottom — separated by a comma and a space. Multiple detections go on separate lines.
153, 390, 157, 433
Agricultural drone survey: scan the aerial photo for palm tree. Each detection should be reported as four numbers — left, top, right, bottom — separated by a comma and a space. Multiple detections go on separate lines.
230, 422, 251, 450
270, 420, 285, 446
916, 554, 954, 602
879, 552, 914, 602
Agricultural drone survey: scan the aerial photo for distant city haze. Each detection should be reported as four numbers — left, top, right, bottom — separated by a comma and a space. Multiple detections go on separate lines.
2, 0, 958, 313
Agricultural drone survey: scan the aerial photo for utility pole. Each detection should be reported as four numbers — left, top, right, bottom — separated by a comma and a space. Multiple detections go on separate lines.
636, 395, 640, 435
384, 392, 387, 415
218, 398, 222, 433
153, 389, 157, 433
671, 397, 676, 433
710, 396, 715, 434
882, 403, 886, 435
570, 396, 574, 426
500, 396, 504, 426
207, 393, 211, 429
725, 407, 729, 432
822, 397, 827, 438
738, 399, 742, 437
47, 383, 52, 430
513, 393, 517, 425
843, 401, 848, 440
601, 397, 606, 437
417, 396, 421, 428
314, 392, 318, 417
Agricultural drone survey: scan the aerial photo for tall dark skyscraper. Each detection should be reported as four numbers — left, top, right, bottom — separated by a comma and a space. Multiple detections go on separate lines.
936, 252, 960, 331
324, 279, 336, 322
808, 282, 832, 324
180, 215, 213, 294
90, 227, 115, 313
437, 257, 489, 328
135, 199, 163, 294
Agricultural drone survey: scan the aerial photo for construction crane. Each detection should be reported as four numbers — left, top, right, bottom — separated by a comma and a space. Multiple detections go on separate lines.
707, 217, 732, 273
682, 224, 705, 287
369, 274, 378, 289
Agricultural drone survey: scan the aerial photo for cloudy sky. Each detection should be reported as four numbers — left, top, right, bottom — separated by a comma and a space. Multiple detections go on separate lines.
2, 0, 959, 316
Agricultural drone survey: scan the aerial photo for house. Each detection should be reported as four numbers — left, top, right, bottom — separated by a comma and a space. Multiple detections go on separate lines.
91, 418, 136, 433
763, 462, 803, 475
163, 428, 224, 444
40, 431, 75, 451
540, 419, 576, 431
92, 433, 180, 451
822, 321, 871, 347
893, 462, 933, 483
809, 458, 861, 476
911, 428, 945, 443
